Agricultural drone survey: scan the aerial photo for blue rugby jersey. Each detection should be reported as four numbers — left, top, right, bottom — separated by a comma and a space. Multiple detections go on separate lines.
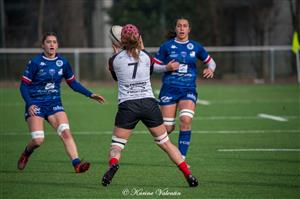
20, 53, 88, 105
154, 39, 212, 88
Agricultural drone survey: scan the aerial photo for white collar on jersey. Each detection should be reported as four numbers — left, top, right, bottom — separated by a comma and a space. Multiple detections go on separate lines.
174, 39, 189, 44
42, 54, 58, 61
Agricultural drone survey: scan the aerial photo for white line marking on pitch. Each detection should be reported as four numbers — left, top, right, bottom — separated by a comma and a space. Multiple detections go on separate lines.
258, 113, 288, 122
218, 149, 300, 152
2, 129, 300, 135
196, 99, 210, 105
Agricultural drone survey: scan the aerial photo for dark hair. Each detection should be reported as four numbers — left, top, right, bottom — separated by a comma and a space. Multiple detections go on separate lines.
165, 30, 177, 40
42, 32, 58, 43
174, 17, 191, 28
166, 17, 192, 40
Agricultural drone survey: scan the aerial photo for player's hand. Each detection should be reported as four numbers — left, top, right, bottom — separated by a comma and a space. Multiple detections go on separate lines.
166, 59, 180, 71
91, 94, 105, 103
203, 68, 214, 78
112, 44, 120, 54
28, 105, 38, 117
139, 35, 145, 50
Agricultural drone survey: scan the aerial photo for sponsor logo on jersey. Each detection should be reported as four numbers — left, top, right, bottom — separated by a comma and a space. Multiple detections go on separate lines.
53, 105, 64, 111
187, 43, 194, 50
187, 93, 196, 101
49, 69, 56, 76
171, 45, 177, 49
56, 60, 63, 67
170, 54, 178, 58
34, 107, 41, 114
170, 51, 178, 58
180, 51, 187, 58
190, 51, 195, 57
45, 82, 55, 90
160, 96, 172, 103
37, 69, 46, 76
58, 69, 63, 75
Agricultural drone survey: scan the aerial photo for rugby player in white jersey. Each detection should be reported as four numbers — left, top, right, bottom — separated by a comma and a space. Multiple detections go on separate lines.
101, 24, 198, 187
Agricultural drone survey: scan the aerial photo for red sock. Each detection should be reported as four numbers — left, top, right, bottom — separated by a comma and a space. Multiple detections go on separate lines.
178, 162, 191, 178
109, 157, 119, 167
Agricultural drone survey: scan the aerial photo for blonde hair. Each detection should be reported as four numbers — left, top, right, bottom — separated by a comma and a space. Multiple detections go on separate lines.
121, 24, 141, 60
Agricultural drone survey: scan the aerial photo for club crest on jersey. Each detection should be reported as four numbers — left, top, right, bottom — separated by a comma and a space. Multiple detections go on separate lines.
56, 60, 63, 67
187, 43, 194, 50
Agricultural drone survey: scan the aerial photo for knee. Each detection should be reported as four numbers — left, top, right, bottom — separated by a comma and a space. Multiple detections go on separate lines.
57, 123, 72, 139
166, 125, 175, 134
179, 109, 194, 129
31, 131, 45, 146
163, 117, 176, 134
111, 135, 127, 150
179, 116, 192, 126
154, 132, 170, 148
32, 138, 44, 146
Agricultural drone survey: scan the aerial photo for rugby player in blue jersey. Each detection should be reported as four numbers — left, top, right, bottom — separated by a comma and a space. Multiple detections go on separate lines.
153, 17, 216, 160
17, 32, 105, 173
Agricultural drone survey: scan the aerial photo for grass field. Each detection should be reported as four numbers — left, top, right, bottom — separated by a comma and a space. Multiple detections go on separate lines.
0, 84, 299, 199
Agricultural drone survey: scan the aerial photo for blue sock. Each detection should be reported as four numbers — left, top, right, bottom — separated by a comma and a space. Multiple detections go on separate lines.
178, 130, 191, 158
72, 158, 81, 167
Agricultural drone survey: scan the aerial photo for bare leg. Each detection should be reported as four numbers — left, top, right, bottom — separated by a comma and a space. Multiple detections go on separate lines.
148, 125, 184, 164
108, 127, 132, 166
48, 111, 90, 173
102, 127, 131, 186
48, 112, 78, 160
17, 116, 45, 170
160, 104, 177, 134
148, 124, 199, 187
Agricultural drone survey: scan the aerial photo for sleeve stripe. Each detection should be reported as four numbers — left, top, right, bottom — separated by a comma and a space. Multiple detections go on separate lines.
153, 58, 163, 65
21, 76, 32, 84
66, 75, 76, 83
203, 55, 211, 64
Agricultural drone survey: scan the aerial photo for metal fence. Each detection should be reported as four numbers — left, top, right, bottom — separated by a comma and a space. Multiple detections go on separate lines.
0, 46, 297, 83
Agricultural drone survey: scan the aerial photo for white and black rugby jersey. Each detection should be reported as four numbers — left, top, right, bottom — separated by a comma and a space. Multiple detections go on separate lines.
109, 50, 155, 104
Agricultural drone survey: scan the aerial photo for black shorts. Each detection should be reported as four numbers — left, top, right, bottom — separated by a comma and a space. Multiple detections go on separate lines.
115, 98, 163, 129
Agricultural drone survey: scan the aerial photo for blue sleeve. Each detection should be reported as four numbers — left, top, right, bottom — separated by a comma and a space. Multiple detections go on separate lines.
62, 59, 92, 97
20, 81, 33, 107
68, 80, 93, 97
21, 60, 38, 84
196, 44, 209, 62
63, 60, 75, 81
154, 43, 168, 64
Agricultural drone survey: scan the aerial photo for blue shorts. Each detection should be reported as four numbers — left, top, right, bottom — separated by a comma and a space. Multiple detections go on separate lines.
158, 84, 198, 105
24, 101, 65, 120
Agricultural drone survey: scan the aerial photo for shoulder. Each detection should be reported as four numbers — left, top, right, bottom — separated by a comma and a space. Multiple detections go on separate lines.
110, 50, 125, 63
188, 40, 204, 48
29, 53, 44, 65
56, 54, 69, 64
160, 39, 175, 48
141, 50, 152, 59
